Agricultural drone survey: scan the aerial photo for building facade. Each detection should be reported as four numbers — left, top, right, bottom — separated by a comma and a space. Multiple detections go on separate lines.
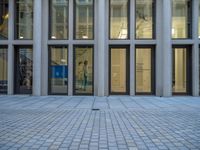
0, 0, 200, 96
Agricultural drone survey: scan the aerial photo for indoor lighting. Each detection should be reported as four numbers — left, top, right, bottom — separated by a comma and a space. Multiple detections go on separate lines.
19, 36, 24, 39
51, 36, 56, 39
82, 35, 88, 39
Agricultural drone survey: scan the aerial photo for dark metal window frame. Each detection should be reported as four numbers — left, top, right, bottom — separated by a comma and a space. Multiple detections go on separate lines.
48, 45, 68, 95
172, 45, 192, 95
135, 0, 156, 40
73, 0, 95, 40
172, 0, 192, 39
109, 0, 130, 40
135, 45, 156, 95
48, 0, 69, 40
73, 45, 94, 95
109, 45, 130, 95
14, 45, 33, 95
0, 45, 8, 94
14, 0, 33, 40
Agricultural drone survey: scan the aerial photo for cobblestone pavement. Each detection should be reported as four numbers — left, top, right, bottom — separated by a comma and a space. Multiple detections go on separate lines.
0, 96, 200, 150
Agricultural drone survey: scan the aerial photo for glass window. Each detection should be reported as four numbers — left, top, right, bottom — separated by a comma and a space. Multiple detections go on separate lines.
16, 0, 33, 40
172, 0, 192, 39
110, 0, 129, 39
49, 46, 68, 95
135, 47, 154, 94
0, 46, 7, 94
74, 46, 93, 95
135, 0, 154, 39
110, 47, 129, 94
0, 0, 8, 40
75, 0, 94, 39
50, 0, 68, 39
15, 47, 33, 94
172, 47, 192, 94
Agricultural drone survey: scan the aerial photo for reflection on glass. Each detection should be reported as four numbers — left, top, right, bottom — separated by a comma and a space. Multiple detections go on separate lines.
173, 48, 187, 93
16, 0, 33, 39
136, 48, 152, 93
74, 46, 93, 94
172, 0, 191, 38
15, 47, 33, 94
49, 46, 68, 94
0, 0, 8, 40
110, 0, 128, 39
0, 47, 7, 94
50, 0, 68, 39
111, 48, 127, 93
75, 0, 93, 39
136, 0, 154, 39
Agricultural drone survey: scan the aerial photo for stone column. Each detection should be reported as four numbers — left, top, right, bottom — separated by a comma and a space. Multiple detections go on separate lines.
162, 0, 172, 96
192, 0, 199, 96
33, 0, 42, 96
7, 0, 14, 95
97, 0, 105, 96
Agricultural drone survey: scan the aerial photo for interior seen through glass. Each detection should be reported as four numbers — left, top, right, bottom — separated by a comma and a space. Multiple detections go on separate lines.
75, 47, 93, 94
50, 47, 68, 94
0, 47, 7, 94
111, 48, 127, 93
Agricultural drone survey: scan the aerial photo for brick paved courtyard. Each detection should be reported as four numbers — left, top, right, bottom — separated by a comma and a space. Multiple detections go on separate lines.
0, 96, 200, 150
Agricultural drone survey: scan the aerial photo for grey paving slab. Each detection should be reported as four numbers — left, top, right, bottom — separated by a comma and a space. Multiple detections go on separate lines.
0, 96, 200, 150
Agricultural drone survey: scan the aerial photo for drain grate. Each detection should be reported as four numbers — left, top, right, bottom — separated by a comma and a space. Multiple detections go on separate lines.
91, 108, 100, 111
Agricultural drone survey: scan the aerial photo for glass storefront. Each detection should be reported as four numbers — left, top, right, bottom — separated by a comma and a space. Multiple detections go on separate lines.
110, 0, 129, 39
172, 0, 191, 39
172, 47, 192, 94
74, 46, 93, 95
50, 0, 68, 39
15, 47, 33, 94
49, 46, 68, 95
110, 47, 129, 94
135, 47, 154, 94
0, 47, 7, 94
135, 0, 154, 39
16, 0, 33, 39
75, 0, 94, 39
0, 0, 8, 40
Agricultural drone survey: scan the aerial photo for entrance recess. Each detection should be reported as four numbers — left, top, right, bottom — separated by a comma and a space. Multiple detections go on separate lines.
109, 46, 129, 95
14, 46, 33, 94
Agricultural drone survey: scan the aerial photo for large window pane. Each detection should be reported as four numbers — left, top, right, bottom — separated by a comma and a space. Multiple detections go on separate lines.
16, 0, 33, 39
136, 47, 154, 94
75, 0, 94, 39
110, 48, 128, 94
172, 47, 192, 94
74, 46, 93, 95
49, 46, 68, 94
0, 47, 7, 94
110, 0, 128, 39
136, 0, 154, 39
15, 47, 33, 94
0, 0, 8, 40
172, 0, 191, 39
50, 0, 68, 39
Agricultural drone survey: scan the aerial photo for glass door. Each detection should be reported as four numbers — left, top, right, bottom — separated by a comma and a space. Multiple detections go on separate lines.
109, 47, 129, 95
172, 46, 192, 95
14, 46, 33, 94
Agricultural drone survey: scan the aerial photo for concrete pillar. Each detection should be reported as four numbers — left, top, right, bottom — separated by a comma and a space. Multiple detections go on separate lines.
33, 0, 42, 96
192, 0, 199, 96
97, 0, 105, 96
162, 0, 172, 96
155, 0, 163, 96
7, 0, 14, 95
